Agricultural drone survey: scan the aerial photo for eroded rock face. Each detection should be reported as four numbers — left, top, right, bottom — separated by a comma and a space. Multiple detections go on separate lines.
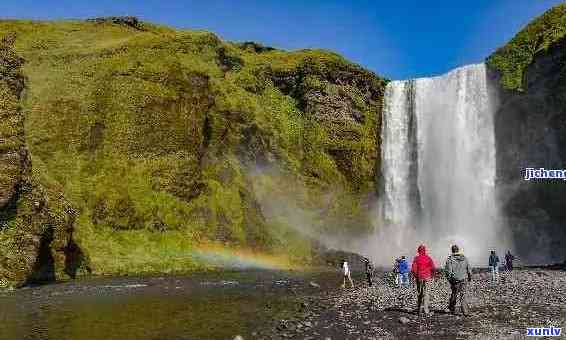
86, 16, 145, 31
271, 59, 385, 118
493, 36, 566, 263
271, 59, 387, 189
0, 33, 25, 211
0, 34, 87, 287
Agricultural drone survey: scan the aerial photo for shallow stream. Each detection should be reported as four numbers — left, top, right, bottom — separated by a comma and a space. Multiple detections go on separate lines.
0, 271, 339, 340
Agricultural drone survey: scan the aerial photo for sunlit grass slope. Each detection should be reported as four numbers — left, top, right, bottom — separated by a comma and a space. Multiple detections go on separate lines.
0, 18, 386, 276
487, 4, 566, 91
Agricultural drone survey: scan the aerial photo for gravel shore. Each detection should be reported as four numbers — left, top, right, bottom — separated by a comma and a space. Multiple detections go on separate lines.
259, 269, 566, 340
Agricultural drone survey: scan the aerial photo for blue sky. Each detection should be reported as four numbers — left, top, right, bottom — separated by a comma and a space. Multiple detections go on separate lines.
1, 0, 564, 79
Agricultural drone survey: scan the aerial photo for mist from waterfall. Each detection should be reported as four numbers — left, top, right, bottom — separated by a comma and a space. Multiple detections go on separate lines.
377, 63, 511, 266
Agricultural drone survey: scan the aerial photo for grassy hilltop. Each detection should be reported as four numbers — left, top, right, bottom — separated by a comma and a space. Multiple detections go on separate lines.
0, 17, 386, 285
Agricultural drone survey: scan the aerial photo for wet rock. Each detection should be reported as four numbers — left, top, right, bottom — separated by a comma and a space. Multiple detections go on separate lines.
283, 269, 566, 339
309, 281, 321, 288
276, 320, 287, 331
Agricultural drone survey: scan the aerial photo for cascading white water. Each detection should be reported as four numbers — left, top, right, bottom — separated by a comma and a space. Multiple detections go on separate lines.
381, 80, 416, 227
380, 63, 508, 264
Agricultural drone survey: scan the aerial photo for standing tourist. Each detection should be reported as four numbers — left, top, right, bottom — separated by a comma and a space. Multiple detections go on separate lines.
393, 257, 401, 286
505, 250, 515, 271
398, 256, 410, 287
489, 250, 500, 282
364, 258, 374, 286
444, 245, 472, 316
411, 245, 436, 316
341, 259, 354, 288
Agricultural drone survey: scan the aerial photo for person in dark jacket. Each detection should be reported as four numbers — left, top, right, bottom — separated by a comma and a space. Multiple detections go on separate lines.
505, 251, 515, 271
488, 251, 500, 282
444, 245, 472, 316
411, 244, 436, 315
393, 257, 400, 286
363, 258, 374, 286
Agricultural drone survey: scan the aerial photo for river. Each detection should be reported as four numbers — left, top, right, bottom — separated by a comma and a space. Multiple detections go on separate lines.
0, 271, 339, 340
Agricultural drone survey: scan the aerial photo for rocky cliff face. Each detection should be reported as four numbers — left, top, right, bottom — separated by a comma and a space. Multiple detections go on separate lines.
0, 18, 386, 284
270, 57, 385, 190
488, 5, 566, 263
0, 33, 87, 287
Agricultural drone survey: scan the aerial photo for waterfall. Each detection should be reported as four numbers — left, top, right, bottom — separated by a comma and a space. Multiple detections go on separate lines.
379, 63, 507, 264
381, 80, 417, 227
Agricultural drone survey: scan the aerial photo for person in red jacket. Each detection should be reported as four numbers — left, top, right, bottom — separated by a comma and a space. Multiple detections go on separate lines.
411, 244, 436, 316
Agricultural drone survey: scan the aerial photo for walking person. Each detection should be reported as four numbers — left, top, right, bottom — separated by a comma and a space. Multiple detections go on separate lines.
341, 259, 354, 288
505, 250, 515, 271
411, 245, 436, 316
398, 256, 410, 287
363, 257, 374, 286
444, 245, 472, 316
489, 250, 500, 282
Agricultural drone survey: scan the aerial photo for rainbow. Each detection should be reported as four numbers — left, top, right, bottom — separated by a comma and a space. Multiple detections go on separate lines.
191, 244, 300, 271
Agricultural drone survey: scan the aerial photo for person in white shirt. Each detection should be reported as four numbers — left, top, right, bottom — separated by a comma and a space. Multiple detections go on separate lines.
341, 260, 354, 288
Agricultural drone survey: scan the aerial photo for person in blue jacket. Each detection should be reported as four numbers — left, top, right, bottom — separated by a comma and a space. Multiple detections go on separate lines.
398, 255, 410, 287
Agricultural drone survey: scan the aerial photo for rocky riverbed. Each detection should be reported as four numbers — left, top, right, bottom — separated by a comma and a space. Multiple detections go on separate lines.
256, 269, 566, 339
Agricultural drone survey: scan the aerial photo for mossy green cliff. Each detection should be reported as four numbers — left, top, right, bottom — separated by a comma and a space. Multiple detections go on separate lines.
0, 33, 84, 286
0, 18, 386, 285
487, 4, 566, 91
488, 6, 566, 262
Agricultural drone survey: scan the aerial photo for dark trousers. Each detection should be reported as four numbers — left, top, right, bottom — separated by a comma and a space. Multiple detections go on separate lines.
416, 279, 430, 314
448, 280, 468, 315
366, 273, 373, 286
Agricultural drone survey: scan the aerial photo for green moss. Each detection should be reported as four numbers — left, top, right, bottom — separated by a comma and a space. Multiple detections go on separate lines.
0, 18, 387, 278
487, 4, 566, 91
